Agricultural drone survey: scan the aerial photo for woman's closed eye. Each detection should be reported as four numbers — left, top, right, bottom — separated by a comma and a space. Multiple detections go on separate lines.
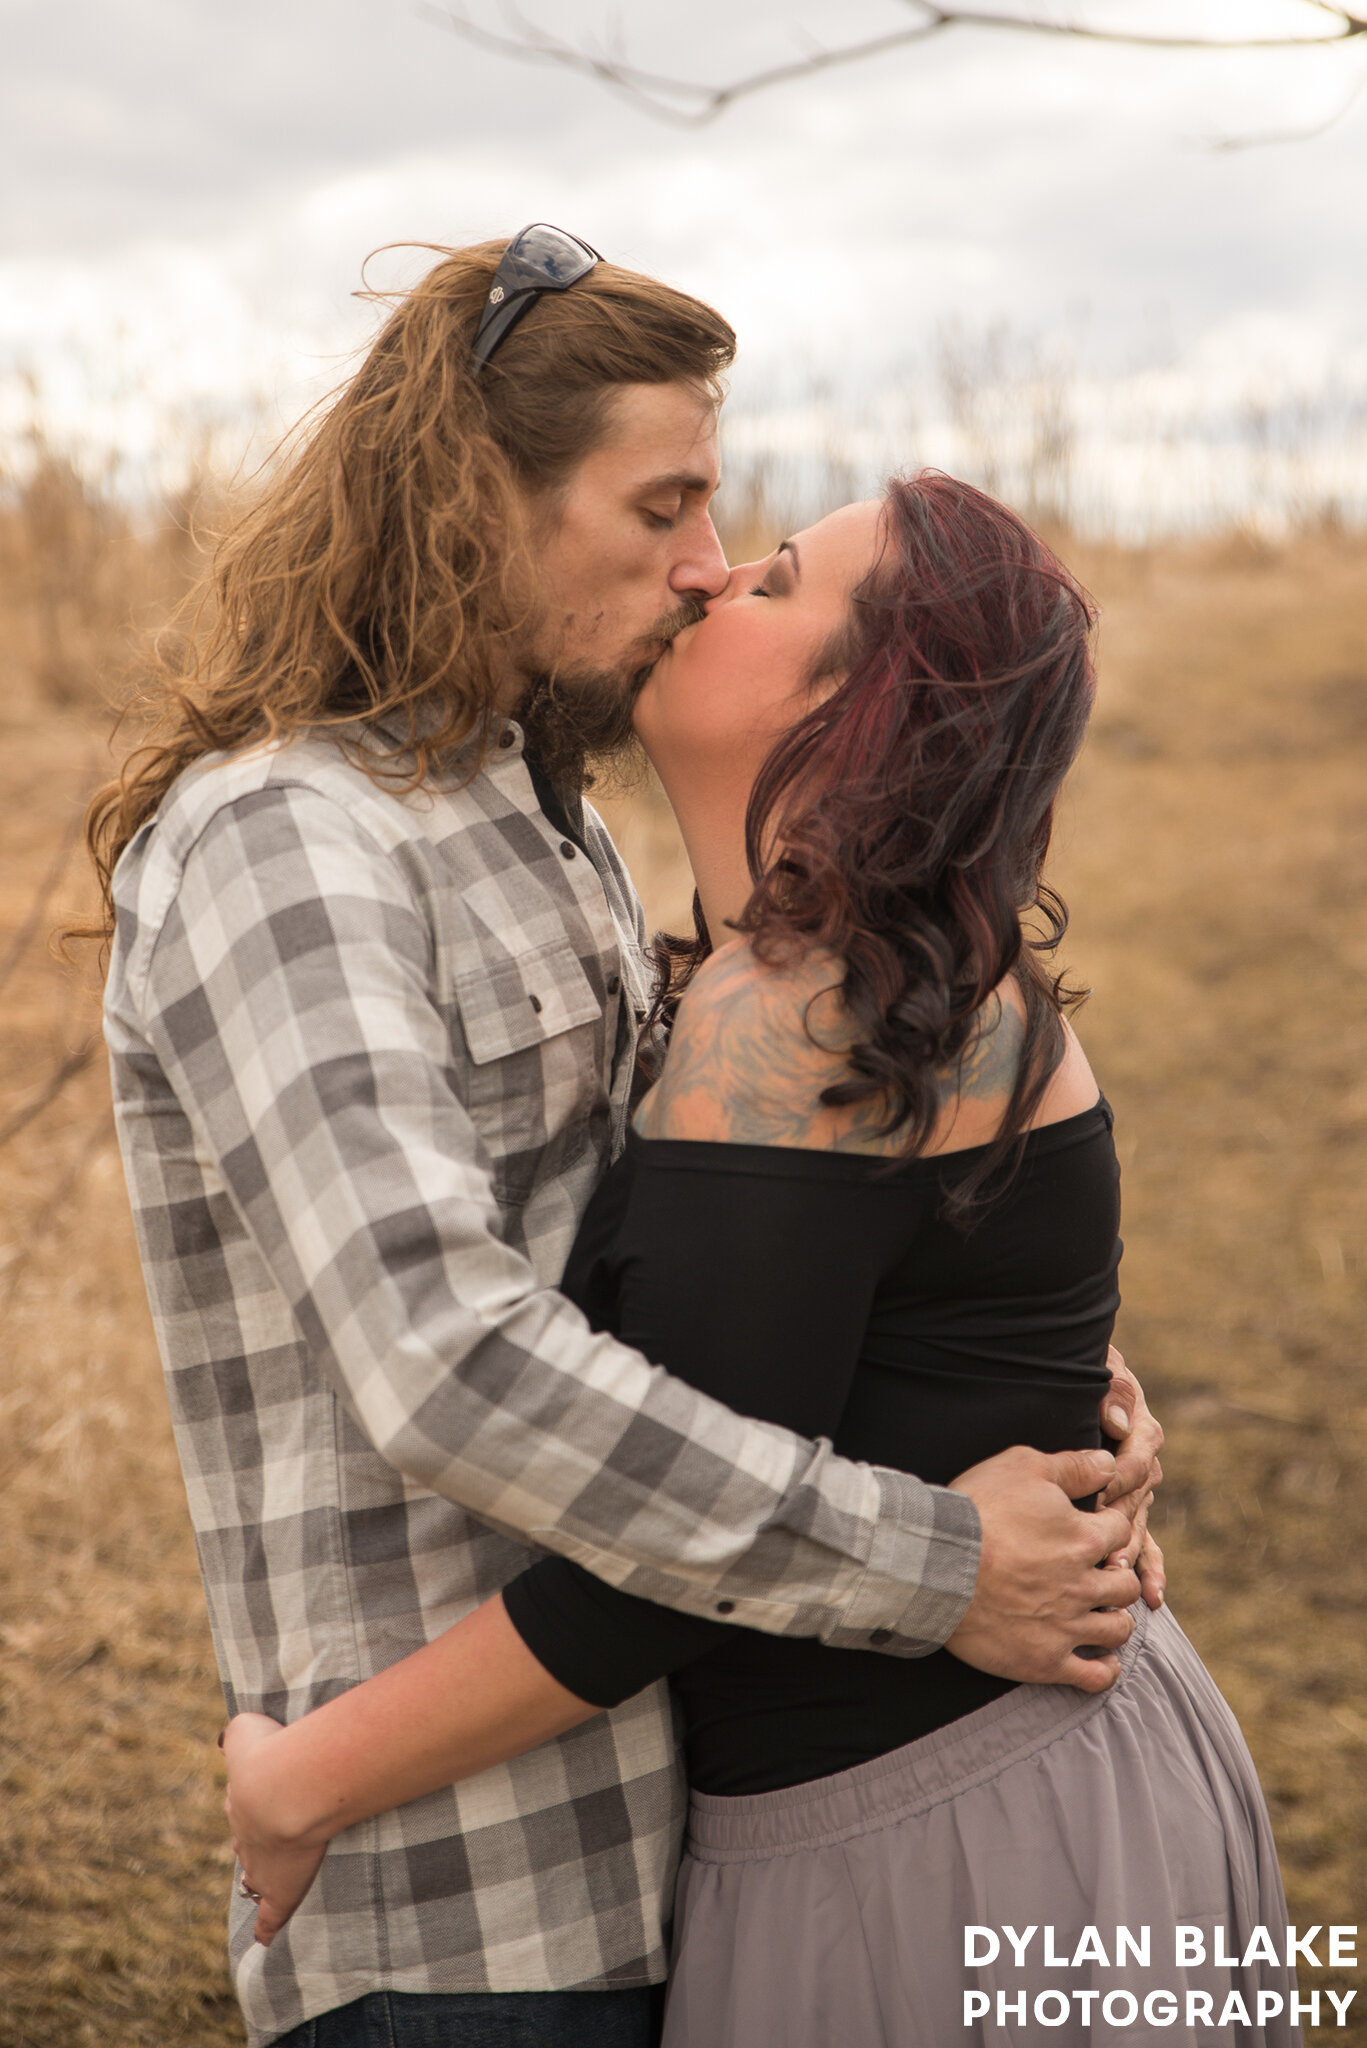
756, 547, 798, 600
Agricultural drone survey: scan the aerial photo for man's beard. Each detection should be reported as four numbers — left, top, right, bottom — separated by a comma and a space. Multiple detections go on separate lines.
516, 595, 706, 796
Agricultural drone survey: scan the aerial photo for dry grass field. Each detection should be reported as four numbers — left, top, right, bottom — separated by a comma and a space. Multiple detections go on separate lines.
0, 470, 1363, 2043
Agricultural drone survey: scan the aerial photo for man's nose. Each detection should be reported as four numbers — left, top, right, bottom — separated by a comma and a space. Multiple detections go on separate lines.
668, 513, 730, 601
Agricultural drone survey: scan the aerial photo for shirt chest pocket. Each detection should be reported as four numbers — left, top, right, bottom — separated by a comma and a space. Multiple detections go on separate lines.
450, 940, 607, 1194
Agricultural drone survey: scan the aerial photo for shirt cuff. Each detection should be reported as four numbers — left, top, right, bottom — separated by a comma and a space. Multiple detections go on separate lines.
823, 1469, 982, 1657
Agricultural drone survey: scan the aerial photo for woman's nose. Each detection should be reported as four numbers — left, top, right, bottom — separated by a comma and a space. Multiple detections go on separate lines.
706, 556, 765, 612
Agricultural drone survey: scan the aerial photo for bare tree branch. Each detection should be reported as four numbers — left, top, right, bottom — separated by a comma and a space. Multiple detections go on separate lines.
0, 1040, 100, 1156
1208, 61, 1367, 147
0, 793, 88, 1004
421, 2, 1367, 128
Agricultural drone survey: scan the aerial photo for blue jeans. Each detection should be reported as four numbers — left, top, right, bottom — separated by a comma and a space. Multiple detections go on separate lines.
270, 1987, 665, 2048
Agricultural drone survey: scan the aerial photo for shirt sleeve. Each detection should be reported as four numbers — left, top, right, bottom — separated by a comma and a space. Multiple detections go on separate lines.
124, 783, 980, 1655
502, 1147, 909, 1704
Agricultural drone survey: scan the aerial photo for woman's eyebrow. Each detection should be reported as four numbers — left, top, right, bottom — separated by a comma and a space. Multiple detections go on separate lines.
776, 538, 801, 578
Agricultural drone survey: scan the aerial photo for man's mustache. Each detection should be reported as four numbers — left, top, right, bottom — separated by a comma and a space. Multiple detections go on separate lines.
653, 594, 708, 646
628, 594, 708, 692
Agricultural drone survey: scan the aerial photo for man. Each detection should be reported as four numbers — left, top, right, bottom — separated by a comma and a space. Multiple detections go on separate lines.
98, 228, 1160, 2048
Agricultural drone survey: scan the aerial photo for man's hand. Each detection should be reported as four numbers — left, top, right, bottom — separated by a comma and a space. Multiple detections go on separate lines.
1097, 1346, 1166, 1610
222, 1713, 327, 1948
944, 1445, 1141, 1692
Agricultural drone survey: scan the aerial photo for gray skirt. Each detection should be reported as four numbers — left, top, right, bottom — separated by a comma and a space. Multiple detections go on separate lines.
663, 1603, 1299, 2047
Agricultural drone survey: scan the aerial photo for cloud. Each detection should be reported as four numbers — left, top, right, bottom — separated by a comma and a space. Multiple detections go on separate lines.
4, 0, 1363, 527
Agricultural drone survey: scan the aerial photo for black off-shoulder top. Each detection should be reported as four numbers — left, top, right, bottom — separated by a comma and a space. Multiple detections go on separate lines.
502, 1102, 1121, 1796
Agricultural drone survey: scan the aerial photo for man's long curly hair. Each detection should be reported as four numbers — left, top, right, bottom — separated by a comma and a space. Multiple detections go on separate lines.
84, 240, 735, 935
652, 472, 1098, 1220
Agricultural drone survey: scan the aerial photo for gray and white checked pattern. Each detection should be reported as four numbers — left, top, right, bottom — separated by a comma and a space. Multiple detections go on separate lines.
104, 721, 981, 2045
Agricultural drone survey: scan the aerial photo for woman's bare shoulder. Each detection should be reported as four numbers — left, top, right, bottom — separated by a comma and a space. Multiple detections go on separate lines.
633, 939, 858, 1148
920, 986, 1099, 1153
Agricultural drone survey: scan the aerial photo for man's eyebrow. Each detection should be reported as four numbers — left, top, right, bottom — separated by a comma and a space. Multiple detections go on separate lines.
637, 470, 717, 496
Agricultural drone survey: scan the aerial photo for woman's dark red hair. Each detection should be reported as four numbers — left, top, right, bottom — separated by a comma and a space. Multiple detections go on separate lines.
650, 469, 1098, 1221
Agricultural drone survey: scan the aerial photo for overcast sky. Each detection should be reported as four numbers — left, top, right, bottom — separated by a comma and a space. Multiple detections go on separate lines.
3, 0, 1364, 523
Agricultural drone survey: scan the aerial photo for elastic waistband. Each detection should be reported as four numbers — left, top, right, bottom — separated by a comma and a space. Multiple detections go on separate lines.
685, 1598, 1151, 1864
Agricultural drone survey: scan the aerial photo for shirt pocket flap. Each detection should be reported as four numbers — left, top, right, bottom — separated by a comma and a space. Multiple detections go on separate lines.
453, 941, 602, 1065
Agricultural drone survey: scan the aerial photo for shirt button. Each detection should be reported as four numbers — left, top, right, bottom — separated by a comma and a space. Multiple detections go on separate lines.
559, 840, 577, 860
715, 1599, 736, 1616
498, 729, 515, 748
528, 994, 543, 1014
606, 973, 621, 996
869, 1628, 893, 1645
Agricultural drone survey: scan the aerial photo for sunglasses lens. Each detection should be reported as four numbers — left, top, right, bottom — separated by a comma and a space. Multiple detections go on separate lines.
471, 224, 601, 370
509, 225, 598, 285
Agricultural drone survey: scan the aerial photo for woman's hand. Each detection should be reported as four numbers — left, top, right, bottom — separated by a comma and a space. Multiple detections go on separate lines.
216, 1596, 598, 1951
1097, 1348, 1166, 1610
1101, 1486, 1165, 1610
222, 1713, 327, 1947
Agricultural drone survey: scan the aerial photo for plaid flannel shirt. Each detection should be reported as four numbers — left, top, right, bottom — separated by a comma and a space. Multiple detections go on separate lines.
104, 720, 981, 2045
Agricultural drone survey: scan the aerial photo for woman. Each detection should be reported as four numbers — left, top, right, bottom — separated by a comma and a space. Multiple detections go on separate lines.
224, 475, 1295, 2045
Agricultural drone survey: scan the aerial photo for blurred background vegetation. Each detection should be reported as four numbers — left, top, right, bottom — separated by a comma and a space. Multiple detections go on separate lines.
0, 364, 1364, 2042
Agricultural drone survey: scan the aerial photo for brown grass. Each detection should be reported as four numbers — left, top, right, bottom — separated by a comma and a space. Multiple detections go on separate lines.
0, 483, 1362, 2043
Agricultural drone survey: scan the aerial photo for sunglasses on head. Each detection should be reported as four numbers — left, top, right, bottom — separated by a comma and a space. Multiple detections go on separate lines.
470, 223, 601, 372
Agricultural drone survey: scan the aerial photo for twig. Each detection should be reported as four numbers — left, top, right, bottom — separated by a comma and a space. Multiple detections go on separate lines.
1208, 63, 1367, 148
421, 1, 1367, 128
0, 1040, 100, 1155
0, 794, 89, 1003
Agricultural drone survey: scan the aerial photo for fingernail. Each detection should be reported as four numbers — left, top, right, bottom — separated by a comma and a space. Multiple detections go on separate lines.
1105, 1405, 1128, 1435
